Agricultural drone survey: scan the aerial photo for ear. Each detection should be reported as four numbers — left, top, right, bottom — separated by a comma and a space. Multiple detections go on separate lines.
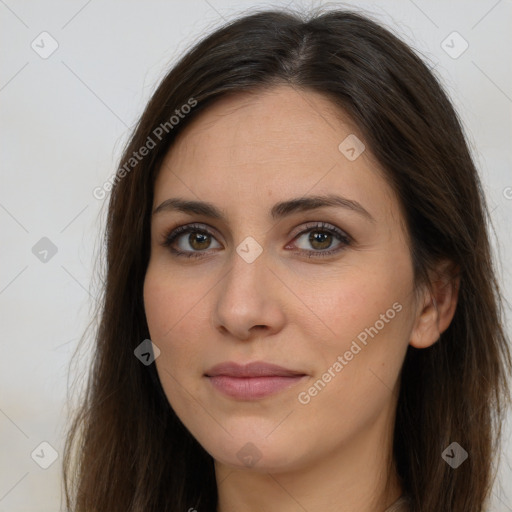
409, 260, 460, 349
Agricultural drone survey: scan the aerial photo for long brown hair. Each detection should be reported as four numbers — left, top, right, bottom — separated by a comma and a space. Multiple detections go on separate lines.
62, 7, 512, 511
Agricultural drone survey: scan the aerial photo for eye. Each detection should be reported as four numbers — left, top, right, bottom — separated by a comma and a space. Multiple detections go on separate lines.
161, 223, 221, 258
286, 221, 351, 258
160, 221, 351, 259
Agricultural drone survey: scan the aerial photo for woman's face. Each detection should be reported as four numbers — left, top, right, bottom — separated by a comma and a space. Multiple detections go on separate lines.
143, 85, 422, 472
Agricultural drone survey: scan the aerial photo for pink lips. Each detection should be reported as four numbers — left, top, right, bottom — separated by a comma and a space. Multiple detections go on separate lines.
205, 361, 307, 400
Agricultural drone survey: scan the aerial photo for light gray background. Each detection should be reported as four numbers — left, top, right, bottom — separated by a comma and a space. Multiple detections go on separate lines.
1, 0, 511, 510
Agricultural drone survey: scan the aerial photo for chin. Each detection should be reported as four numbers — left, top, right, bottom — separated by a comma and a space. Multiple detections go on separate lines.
202, 431, 308, 473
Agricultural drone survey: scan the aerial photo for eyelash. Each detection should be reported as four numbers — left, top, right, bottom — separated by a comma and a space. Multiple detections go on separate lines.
160, 221, 352, 260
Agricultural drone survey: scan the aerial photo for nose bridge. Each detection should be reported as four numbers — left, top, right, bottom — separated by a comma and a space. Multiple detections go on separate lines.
223, 219, 268, 287
212, 237, 283, 338
222, 239, 268, 304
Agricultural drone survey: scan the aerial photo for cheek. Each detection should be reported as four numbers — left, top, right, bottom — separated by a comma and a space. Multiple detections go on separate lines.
143, 265, 203, 343
295, 283, 409, 437
143, 270, 206, 412
143, 274, 173, 341
304, 270, 387, 342
143, 270, 201, 381
305, 264, 410, 385
143, 262, 224, 376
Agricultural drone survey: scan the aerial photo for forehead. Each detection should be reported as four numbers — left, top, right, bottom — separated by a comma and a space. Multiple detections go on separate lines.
153, 85, 401, 226
160, 86, 361, 172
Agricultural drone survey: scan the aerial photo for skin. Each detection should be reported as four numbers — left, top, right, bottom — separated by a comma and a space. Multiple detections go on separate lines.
143, 85, 459, 512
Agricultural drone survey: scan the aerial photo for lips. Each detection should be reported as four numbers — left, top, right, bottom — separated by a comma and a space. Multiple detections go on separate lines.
205, 361, 306, 378
205, 361, 307, 400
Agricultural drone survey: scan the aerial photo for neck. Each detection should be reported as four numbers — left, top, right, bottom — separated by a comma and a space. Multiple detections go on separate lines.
214, 400, 402, 512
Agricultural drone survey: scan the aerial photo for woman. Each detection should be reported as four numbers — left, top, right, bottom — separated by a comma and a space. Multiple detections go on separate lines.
63, 7, 511, 512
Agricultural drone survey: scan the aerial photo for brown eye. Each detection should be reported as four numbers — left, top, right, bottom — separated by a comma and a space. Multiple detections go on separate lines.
161, 221, 351, 259
307, 230, 334, 250
187, 232, 212, 250
287, 222, 351, 258
161, 223, 221, 258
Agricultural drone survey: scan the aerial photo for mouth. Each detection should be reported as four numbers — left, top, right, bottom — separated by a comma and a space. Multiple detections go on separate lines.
204, 361, 308, 400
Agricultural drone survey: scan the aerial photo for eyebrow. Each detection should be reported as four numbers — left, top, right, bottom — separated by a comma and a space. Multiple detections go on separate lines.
152, 194, 376, 223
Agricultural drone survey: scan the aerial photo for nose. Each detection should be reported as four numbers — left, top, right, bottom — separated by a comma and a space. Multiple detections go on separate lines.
212, 246, 286, 341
